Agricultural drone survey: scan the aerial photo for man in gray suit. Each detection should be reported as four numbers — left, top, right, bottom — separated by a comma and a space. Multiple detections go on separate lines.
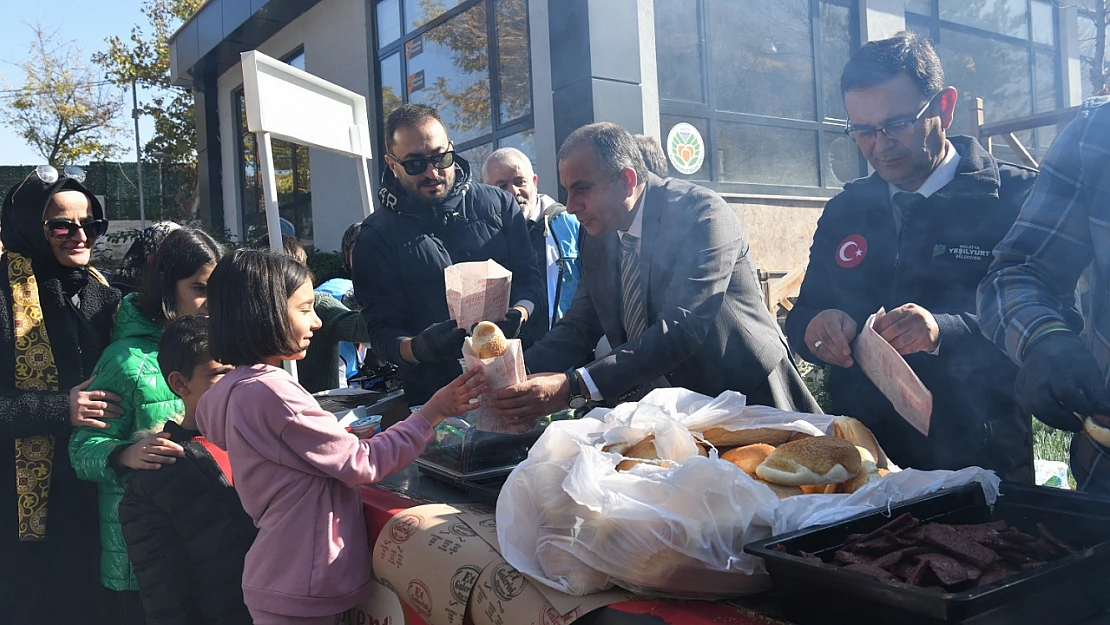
488, 122, 820, 421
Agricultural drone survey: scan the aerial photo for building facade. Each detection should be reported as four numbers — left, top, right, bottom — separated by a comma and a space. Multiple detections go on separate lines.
170, 0, 1090, 272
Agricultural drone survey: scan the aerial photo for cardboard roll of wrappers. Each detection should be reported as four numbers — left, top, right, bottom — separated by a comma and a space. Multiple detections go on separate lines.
607, 416, 892, 496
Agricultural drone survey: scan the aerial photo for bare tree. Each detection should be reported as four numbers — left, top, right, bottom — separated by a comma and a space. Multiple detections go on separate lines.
1076, 0, 1109, 95
1, 24, 122, 165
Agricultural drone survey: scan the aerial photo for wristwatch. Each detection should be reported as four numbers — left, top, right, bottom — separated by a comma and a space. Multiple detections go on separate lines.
565, 368, 589, 410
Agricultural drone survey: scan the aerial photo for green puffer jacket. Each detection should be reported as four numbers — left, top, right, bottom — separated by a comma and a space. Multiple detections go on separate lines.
69, 293, 183, 591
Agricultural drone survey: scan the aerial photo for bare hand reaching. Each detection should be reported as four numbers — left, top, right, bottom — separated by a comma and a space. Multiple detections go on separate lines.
116, 432, 185, 471
419, 368, 487, 427
804, 309, 858, 367
873, 304, 940, 356
68, 375, 123, 428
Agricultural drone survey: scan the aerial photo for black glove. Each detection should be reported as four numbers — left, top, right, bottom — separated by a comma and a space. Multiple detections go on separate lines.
1016, 332, 1110, 432
496, 308, 526, 339
411, 320, 467, 363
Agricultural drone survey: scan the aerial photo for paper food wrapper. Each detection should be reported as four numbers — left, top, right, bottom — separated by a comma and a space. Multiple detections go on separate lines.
854, 309, 933, 436
463, 338, 531, 434
450, 508, 633, 625
339, 578, 407, 625
445, 260, 512, 331
373, 504, 501, 625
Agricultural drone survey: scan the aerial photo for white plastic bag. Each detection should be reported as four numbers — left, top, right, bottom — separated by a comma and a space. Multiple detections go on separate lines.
497, 388, 1000, 598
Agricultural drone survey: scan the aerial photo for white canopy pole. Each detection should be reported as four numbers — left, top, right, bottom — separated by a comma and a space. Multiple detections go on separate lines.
256, 130, 298, 380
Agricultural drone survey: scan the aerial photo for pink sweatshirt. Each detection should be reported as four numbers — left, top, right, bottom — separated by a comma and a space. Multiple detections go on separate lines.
195, 364, 434, 617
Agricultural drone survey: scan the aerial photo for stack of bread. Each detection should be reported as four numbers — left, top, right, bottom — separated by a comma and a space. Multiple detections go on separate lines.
607, 416, 891, 497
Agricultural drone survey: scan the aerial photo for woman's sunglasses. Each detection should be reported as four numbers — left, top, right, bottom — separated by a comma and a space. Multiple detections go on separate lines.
43, 218, 109, 241
13, 165, 87, 199
389, 150, 456, 176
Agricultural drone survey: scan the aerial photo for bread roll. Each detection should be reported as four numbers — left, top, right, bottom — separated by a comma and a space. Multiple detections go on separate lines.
703, 427, 793, 447
798, 484, 827, 495
720, 443, 775, 475
471, 321, 509, 359
1084, 415, 1110, 448
754, 478, 804, 498
616, 435, 706, 471
602, 442, 632, 455
840, 459, 881, 494
755, 436, 862, 486
537, 539, 610, 595
831, 416, 886, 469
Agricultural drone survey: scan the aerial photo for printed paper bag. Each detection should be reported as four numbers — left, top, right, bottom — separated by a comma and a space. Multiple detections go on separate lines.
445, 260, 512, 331
853, 308, 933, 436
463, 337, 531, 434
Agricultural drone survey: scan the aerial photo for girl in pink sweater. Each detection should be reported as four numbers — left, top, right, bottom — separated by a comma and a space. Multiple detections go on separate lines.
195, 250, 484, 625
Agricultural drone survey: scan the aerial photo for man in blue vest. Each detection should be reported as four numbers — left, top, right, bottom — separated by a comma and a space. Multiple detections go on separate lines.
483, 148, 581, 347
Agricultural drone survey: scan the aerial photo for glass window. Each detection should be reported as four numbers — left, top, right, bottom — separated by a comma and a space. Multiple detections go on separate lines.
1077, 14, 1106, 98
823, 131, 861, 187
496, 0, 532, 124
715, 121, 819, 187
820, 2, 852, 120
939, 0, 1029, 40
936, 28, 1032, 137
459, 142, 493, 171
287, 51, 305, 71
1030, 1, 1054, 46
406, 0, 467, 33
378, 0, 401, 46
380, 53, 403, 123
405, 3, 492, 144
905, 0, 932, 16
655, 0, 705, 104
498, 129, 535, 164
660, 115, 710, 181
710, 0, 816, 121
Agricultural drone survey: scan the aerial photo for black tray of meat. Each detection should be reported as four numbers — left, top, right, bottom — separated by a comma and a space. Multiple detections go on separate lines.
744, 482, 1110, 625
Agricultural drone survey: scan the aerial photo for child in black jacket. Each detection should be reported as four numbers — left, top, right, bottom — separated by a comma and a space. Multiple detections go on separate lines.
119, 316, 257, 625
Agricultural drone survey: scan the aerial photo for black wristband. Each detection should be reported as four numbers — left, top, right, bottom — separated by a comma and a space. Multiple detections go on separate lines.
565, 368, 581, 397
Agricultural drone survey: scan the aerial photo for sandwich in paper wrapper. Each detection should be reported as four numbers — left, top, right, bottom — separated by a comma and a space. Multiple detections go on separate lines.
463, 322, 530, 434
496, 388, 1000, 598
445, 260, 512, 331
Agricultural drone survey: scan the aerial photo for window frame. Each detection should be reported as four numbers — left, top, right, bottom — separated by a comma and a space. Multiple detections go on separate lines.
656, 0, 865, 199
906, 0, 1062, 152
232, 46, 314, 243
372, 0, 535, 174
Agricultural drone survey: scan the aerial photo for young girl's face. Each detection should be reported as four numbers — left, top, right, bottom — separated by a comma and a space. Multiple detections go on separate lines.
175, 263, 216, 317
285, 279, 322, 360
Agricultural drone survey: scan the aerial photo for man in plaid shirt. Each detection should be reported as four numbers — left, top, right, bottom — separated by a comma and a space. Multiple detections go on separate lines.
978, 95, 1110, 495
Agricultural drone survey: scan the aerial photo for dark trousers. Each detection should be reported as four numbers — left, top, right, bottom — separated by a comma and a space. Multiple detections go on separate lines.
1071, 432, 1110, 497
106, 589, 146, 625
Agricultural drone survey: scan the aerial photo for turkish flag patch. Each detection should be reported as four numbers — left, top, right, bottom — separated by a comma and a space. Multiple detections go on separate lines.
836, 235, 868, 268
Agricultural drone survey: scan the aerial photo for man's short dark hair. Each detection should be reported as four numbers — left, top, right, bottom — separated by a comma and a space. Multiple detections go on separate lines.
840, 31, 944, 98
385, 103, 446, 154
558, 122, 649, 181
138, 228, 225, 324
158, 315, 211, 391
208, 249, 314, 367
634, 134, 668, 178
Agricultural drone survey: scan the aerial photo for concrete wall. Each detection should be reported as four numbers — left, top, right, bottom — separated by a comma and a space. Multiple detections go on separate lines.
216, 0, 370, 252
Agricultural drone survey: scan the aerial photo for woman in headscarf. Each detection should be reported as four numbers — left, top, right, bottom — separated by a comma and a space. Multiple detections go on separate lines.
111, 221, 181, 297
0, 171, 123, 625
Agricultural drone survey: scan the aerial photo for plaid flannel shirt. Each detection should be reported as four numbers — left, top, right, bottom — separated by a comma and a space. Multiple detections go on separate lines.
978, 97, 1110, 387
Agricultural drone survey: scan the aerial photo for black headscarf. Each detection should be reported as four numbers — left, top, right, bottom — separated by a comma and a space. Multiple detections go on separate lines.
1, 175, 106, 296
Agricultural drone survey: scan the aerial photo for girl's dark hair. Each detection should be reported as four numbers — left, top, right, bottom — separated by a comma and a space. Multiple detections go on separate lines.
138, 228, 225, 323
208, 249, 314, 366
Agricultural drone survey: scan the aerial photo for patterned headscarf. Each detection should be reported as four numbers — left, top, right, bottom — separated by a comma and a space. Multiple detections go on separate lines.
113, 222, 181, 289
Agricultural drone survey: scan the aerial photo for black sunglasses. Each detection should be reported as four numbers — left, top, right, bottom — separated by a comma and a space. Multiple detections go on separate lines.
389, 150, 456, 176
43, 218, 109, 241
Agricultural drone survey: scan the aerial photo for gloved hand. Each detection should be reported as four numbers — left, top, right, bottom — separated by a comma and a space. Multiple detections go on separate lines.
411, 320, 467, 363
1016, 332, 1110, 432
495, 308, 526, 339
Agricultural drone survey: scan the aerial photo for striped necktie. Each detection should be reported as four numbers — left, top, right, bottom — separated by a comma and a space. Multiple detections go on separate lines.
620, 234, 648, 342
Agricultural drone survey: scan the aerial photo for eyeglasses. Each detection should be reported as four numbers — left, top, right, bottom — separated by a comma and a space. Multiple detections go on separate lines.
43, 218, 109, 241
388, 150, 456, 176
845, 93, 939, 144
13, 165, 88, 199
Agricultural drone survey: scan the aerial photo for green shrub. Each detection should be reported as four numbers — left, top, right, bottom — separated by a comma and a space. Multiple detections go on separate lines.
306, 249, 343, 285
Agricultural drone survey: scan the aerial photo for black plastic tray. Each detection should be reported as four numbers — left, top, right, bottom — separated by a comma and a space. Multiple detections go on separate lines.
744, 483, 1110, 625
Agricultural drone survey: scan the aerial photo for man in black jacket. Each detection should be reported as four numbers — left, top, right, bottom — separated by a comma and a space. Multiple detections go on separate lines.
120, 317, 256, 625
785, 32, 1037, 482
353, 104, 545, 406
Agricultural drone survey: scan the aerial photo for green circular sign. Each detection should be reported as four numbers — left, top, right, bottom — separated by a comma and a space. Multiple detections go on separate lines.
666, 122, 705, 175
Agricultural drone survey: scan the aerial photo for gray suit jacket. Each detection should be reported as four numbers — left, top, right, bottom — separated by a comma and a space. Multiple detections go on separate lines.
525, 174, 820, 412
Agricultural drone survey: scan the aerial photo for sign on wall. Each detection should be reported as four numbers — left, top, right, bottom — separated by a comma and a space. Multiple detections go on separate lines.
666, 122, 705, 175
